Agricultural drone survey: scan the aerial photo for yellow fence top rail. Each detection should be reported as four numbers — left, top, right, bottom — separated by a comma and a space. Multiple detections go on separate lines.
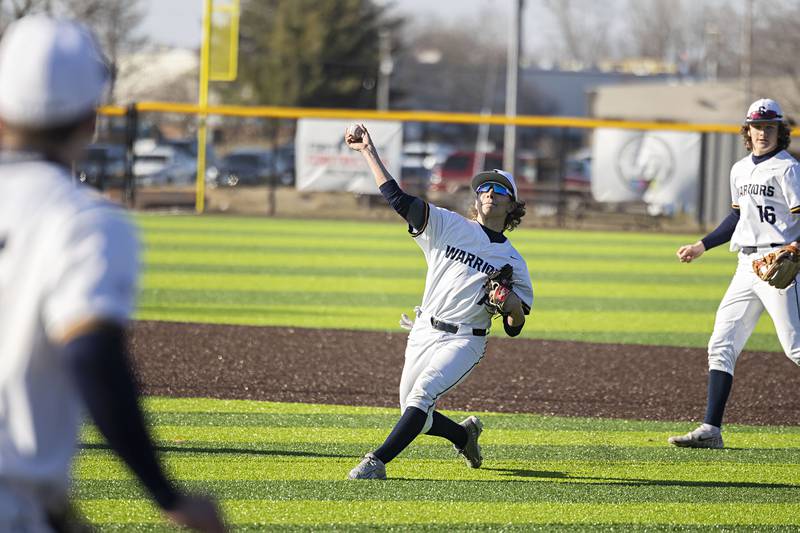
98, 101, 800, 135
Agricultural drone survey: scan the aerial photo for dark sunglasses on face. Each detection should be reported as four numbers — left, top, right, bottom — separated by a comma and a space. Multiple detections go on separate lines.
476, 182, 512, 196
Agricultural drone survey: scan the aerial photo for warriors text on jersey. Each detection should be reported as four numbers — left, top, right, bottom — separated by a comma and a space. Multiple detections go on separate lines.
730, 150, 800, 250
413, 203, 533, 328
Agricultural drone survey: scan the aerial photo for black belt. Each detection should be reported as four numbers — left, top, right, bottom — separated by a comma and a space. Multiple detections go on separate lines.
742, 243, 783, 254
430, 317, 487, 336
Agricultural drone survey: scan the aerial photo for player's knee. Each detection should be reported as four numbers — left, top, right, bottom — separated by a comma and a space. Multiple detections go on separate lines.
708, 350, 736, 376
403, 387, 435, 414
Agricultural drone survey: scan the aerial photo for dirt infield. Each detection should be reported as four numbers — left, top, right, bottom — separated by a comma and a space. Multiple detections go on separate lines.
130, 320, 800, 426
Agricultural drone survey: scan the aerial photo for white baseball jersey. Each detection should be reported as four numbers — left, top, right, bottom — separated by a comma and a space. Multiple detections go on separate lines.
412, 203, 533, 328
729, 150, 800, 251
399, 202, 533, 432
0, 157, 139, 494
707, 150, 800, 376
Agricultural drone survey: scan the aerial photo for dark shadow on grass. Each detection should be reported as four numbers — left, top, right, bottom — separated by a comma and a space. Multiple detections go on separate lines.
79, 442, 349, 459
484, 466, 799, 490
484, 467, 568, 479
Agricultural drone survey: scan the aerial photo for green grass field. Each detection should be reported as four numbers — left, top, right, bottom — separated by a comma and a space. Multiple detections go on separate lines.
75, 398, 800, 530
135, 213, 783, 351
71, 213, 798, 530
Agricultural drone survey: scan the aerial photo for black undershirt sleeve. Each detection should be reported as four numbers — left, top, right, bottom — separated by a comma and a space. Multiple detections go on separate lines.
700, 209, 740, 251
379, 180, 427, 232
63, 325, 179, 511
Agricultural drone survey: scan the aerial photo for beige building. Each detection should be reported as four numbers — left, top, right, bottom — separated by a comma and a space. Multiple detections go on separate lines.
589, 78, 800, 125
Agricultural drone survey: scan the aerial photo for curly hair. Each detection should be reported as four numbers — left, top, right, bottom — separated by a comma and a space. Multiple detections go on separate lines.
469, 199, 527, 232
740, 122, 792, 152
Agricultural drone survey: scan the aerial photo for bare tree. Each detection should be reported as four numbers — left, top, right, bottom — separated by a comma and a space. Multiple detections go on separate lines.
540, 0, 621, 68
1, 0, 52, 31
59, 0, 147, 101
626, 0, 683, 61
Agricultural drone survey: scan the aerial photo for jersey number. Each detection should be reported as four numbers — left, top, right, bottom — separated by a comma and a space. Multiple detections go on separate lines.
757, 205, 776, 225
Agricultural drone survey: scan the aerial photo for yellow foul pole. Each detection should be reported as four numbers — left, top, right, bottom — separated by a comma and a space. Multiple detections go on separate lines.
196, 0, 213, 213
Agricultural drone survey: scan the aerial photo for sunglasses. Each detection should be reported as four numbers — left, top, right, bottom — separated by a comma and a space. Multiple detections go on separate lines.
476, 182, 512, 196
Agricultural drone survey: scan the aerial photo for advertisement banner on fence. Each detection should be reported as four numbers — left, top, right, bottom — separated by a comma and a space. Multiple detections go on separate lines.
295, 119, 403, 194
591, 129, 701, 215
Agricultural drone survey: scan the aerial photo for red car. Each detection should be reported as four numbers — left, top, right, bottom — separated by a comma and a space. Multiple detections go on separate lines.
428, 151, 504, 195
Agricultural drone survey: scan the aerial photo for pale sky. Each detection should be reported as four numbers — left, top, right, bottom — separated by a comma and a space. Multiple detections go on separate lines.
141, 0, 548, 53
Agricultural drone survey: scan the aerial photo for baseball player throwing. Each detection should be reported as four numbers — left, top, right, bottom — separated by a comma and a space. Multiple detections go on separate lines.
344, 124, 533, 479
0, 16, 225, 531
669, 98, 800, 449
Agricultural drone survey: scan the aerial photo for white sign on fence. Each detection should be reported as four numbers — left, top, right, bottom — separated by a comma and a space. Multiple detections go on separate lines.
295, 119, 403, 194
591, 129, 701, 215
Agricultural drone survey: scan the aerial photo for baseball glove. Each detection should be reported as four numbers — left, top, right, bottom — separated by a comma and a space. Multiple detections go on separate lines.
479, 263, 514, 315
753, 244, 800, 289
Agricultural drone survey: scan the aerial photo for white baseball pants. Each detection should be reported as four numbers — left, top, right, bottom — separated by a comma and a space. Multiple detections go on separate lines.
708, 251, 800, 375
399, 316, 487, 433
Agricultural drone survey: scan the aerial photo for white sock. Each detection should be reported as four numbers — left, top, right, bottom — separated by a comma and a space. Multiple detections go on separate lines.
699, 423, 721, 433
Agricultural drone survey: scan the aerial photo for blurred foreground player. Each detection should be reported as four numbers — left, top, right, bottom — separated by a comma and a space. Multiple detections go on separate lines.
0, 15, 225, 531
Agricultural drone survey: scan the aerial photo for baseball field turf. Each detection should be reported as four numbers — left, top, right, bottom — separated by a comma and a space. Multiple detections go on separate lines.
72, 213, 800, 530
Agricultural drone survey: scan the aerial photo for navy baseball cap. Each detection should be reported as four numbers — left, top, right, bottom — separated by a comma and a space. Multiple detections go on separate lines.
745, 98, 784, 124
472, 169, 518, 200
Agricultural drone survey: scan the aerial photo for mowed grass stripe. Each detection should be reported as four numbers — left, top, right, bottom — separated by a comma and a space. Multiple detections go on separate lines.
72, 478, 800, 504
141, 272, 734, 298
91, 524, 800, 533
139, 398, 800, 435
144, 237, 733, 266
79, 424, 800, 449
74, 454, 800, 485
77, 499, 800, 525
78, 440, 800, 465
139, 287, 727, 313
144, 261, 732, 286
144, 247, 728, 276
137, 287, 731, 317
141, 410, 800, 435
134, 213, 712, 248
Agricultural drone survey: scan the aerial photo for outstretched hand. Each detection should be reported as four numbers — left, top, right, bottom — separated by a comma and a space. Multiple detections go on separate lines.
344, 123, 372, 153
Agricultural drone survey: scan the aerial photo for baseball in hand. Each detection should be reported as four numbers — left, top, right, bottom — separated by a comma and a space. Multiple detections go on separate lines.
346, 123, 364, 141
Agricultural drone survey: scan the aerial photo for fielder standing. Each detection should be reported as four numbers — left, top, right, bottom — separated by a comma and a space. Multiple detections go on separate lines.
344, 125, 533, 479
669, 98, 800, 448
0, 16, 225, 531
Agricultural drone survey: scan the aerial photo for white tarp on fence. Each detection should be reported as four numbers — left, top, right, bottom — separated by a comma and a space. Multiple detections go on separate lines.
295, 119, 403, 194
591, 129, 701, 215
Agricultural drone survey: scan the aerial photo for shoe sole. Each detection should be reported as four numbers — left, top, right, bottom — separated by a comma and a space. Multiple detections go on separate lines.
667, 437, 723, 449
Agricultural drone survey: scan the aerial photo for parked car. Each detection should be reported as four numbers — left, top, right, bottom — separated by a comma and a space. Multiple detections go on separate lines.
206, 147, 294, 188
206, 149, 271, 187
134, 145, 197, 186
274, 145, 295, 186
75, 143, 126, 190
428, 151, 504, 195
401, 142, 452, 196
